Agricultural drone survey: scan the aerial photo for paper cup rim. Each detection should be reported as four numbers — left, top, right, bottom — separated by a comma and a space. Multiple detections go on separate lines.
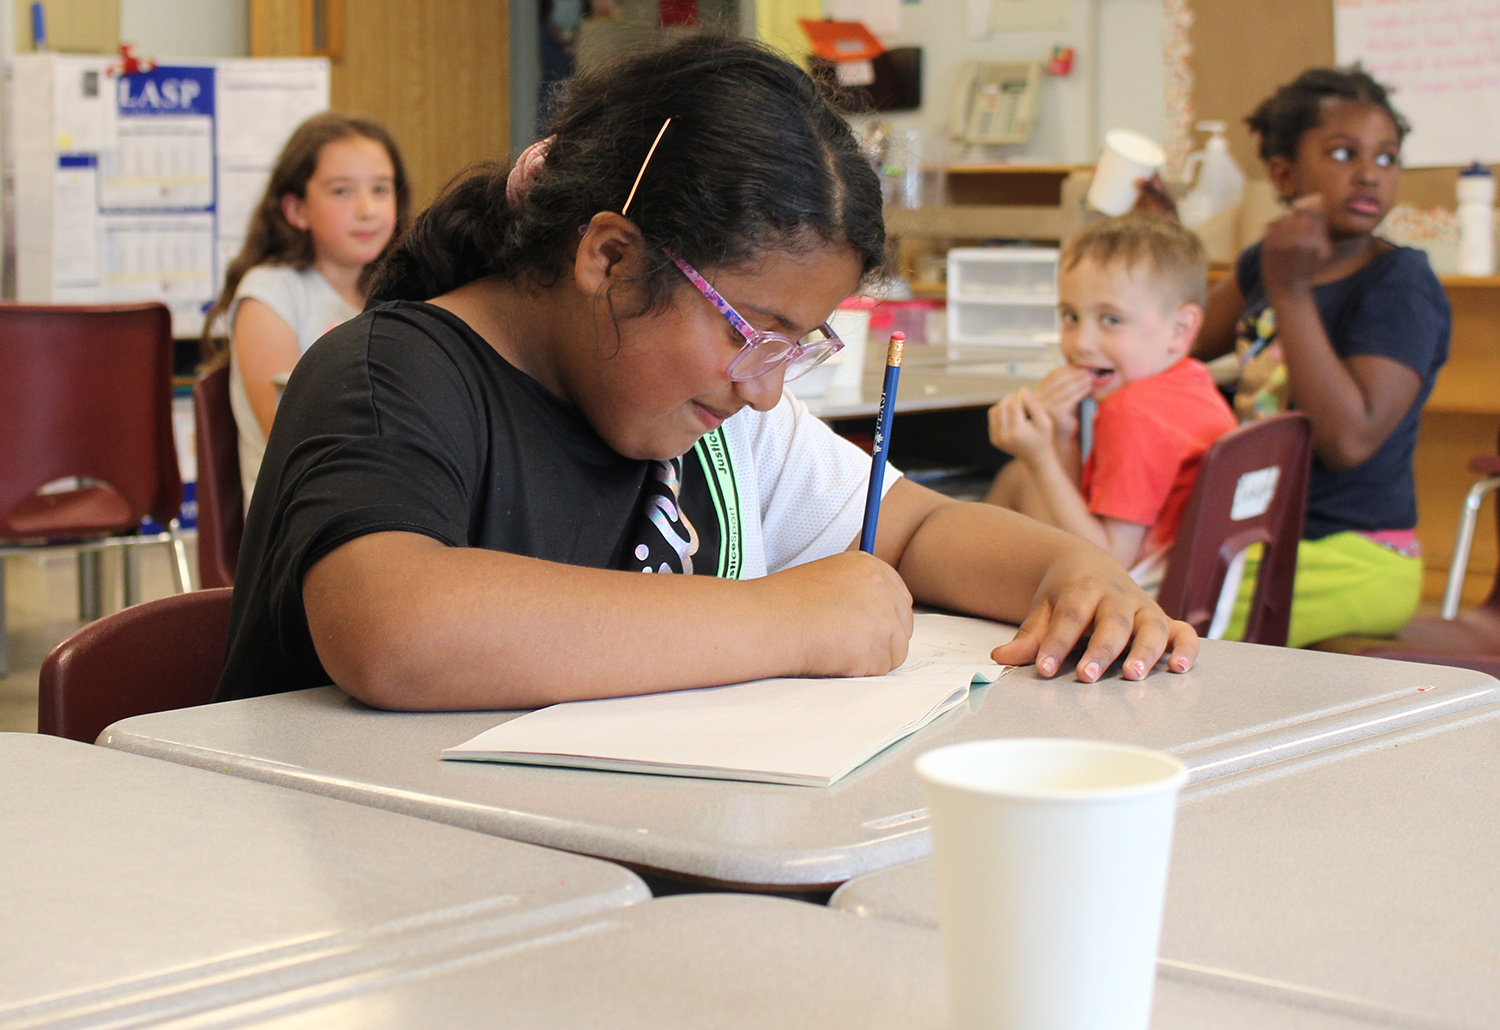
915, 738, 1187, 802
1103, 129, 1166, 168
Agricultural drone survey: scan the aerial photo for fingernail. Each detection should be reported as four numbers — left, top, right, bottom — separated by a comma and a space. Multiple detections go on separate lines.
1083, 662, 1099, 680
1039, 656, 1056, 676
1129, 660, 1145, 679
1172, 657, 1189, 672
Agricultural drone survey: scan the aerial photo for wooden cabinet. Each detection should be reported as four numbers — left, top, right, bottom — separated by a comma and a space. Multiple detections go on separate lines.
1416, 279, 1500, 605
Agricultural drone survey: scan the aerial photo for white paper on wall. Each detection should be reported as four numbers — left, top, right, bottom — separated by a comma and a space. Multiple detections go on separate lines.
991, 0, 1069, 32
967, 0, 992, 38
828, 0, 901, 38
1335, 0, 1500, 168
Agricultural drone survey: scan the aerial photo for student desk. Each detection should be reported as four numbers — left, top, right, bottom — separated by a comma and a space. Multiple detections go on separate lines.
797, 345, 1043, 420
831, 706, 1500, 1028
98, 617, 1498, 892
132, 891, 1398, 1030
0, 733, 647, 1028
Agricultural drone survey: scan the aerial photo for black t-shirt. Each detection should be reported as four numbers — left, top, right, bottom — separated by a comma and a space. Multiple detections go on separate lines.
215, 302, 731, 701
1235, 241, 1450, 539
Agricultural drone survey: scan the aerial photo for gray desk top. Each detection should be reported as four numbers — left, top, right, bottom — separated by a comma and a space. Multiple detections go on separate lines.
1161, 706, 1500, 1028
132, 893, 1395, 1030
832, 707, 1500, 1029
100, 616, 1497, 891
0, 733, 647, 1029
796, 344, 1043, 419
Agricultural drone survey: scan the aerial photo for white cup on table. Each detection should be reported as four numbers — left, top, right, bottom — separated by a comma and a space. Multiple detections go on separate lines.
916, 738, 1187, 1030
1088, 129, 1167, 216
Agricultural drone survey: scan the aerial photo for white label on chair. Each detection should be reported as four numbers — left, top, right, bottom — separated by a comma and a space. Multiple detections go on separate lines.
1231, 466, 1280, 521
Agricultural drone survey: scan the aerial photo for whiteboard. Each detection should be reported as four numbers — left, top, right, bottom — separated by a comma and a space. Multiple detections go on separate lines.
1335, 0, 1500, 168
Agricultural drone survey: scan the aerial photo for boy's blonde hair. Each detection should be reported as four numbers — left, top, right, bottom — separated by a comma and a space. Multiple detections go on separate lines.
1059, 214, 1207, 308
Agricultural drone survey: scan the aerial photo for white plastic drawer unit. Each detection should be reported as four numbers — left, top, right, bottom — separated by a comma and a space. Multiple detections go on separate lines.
946, 246, 1059, 347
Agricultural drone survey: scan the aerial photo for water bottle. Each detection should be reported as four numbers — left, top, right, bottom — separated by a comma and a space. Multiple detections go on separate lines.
1457, 163, 1495, 277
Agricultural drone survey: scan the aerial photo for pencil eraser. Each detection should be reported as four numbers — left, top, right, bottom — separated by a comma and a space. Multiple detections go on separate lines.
890, 331, 905, 342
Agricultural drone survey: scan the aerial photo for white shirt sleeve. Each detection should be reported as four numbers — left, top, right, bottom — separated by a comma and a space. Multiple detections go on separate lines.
735, 392, 903, 574
230, 265, 358, 355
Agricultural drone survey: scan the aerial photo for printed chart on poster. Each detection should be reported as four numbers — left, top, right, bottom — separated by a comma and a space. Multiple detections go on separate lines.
1335, 0, 1500, 168
9, 54, 329, 336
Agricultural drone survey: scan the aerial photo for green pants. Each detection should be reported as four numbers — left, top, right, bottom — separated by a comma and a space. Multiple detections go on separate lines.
1226, 531, 1423, 647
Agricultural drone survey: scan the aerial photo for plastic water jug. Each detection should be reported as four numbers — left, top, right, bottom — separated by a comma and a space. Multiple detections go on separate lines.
1178, 121, 1245, 228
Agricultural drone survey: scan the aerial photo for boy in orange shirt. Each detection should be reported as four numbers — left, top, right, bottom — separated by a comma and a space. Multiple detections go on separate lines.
986, 215, 1236, 590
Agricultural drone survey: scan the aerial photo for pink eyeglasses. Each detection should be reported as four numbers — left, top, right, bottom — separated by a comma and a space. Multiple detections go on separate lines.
614, 118, 845, 383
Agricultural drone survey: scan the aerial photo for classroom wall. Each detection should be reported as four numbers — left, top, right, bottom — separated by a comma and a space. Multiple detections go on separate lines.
2, 0, 247, 60
852, 0, 1165, 166
119, 0, 248, 59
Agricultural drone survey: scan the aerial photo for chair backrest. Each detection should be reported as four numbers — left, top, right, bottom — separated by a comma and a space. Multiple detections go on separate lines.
193, 364, 244, 588
1157, 411, 1313, 646
0, 303, 180, 538
39, 587, 233, 743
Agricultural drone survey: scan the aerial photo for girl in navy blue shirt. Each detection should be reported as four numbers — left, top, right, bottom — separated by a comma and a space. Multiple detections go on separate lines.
1195, 68, 1449, 646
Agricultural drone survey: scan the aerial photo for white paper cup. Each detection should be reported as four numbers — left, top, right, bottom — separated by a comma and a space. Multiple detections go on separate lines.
1088, 129, 1167, 216
825, 306, 872, 395
916, 738, 1187, 1030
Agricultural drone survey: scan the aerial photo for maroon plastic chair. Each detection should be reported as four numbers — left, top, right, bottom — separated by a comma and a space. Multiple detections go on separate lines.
193, 364, 244, 589
1327, 432, 1500, 677
0, 302, 190, 673
1156, 411, 1313, 647
39, 587, 232, 744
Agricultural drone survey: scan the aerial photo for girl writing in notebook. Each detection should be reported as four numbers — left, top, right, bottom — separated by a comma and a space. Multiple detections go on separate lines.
201, 112, 411, 506
1194, 68, 1449, 646
216, 37, 1197, 709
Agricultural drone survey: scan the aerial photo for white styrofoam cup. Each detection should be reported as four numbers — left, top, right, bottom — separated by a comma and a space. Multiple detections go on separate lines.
916, 738, 1187, 1030
1088, 129, 1168, 216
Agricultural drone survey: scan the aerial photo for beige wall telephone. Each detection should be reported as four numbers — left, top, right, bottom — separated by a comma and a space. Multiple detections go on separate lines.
949, 61, 1042, 147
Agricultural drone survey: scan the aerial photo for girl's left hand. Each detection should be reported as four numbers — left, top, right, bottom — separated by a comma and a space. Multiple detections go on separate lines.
989, 545, 1199, 682
1261, 194, 1334, 291
987, 390, 1056, 463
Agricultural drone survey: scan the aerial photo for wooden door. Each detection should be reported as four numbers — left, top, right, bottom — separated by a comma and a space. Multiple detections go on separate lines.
251, 0, 510, 209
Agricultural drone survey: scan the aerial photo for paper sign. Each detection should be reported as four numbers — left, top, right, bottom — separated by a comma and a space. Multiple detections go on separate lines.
1335, 0, 1500, 167
1230, 466, 1281, 521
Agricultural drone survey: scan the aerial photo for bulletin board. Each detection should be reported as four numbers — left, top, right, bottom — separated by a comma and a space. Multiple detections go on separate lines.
8, 54, 329, 337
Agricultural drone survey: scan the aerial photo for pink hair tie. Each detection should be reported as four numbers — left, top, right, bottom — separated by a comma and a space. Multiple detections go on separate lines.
506, 136, 555, 206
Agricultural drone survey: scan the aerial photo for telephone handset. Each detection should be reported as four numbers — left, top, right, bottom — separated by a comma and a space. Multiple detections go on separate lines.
949, 61, 1042, 146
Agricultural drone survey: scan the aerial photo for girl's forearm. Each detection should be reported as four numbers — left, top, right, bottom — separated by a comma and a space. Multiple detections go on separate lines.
1021, 451, 1112, 552
1265, 285, 1409, 469
303, 533, 912, 711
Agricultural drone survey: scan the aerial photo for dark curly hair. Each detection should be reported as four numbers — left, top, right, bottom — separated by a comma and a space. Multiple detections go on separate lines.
1246, 66, 1411, 164
367, 35, 885, 314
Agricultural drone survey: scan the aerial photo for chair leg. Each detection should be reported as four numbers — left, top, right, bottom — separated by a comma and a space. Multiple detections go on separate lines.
167, 521, 191, 594
1442, 475, 1500, 619
123, 546, 141, 608
77, 550, 103, 623
0, 558, 8, 676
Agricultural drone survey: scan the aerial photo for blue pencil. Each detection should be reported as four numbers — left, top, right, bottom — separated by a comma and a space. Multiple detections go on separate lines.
860, 331, 905, 554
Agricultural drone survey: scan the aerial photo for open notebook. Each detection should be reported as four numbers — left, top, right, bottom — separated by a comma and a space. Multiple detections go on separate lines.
442, 614, 1016, 787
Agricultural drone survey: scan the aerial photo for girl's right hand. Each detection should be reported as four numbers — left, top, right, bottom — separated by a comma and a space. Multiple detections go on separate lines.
1261, 193, 1334, 292
760, 550, 913, 678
